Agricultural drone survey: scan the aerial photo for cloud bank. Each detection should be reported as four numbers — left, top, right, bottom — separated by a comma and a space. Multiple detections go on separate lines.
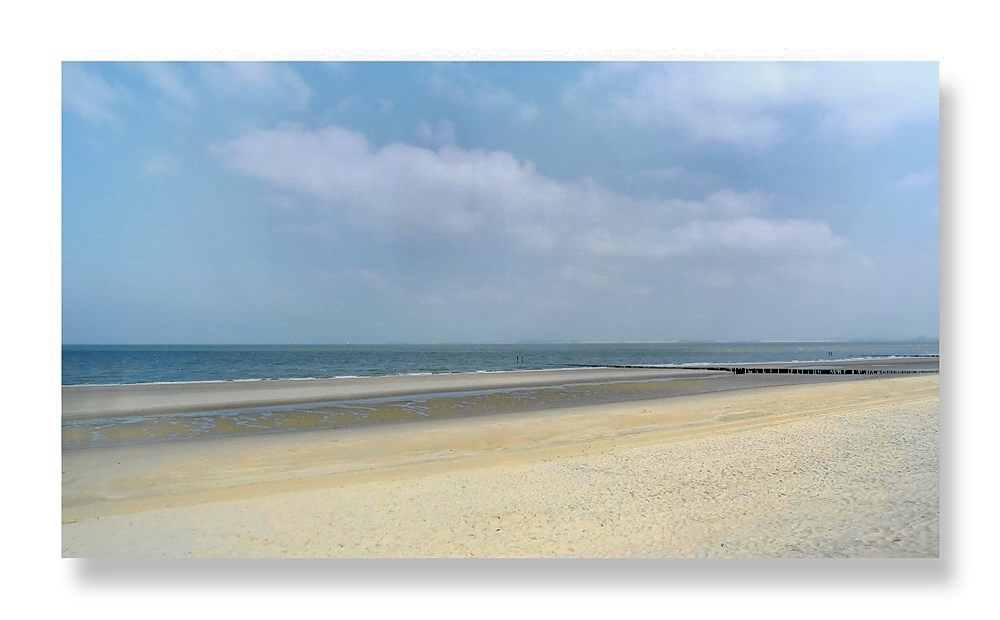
205, 123, 912, 343
219, 124, 849, 265
564, 62, 938, 147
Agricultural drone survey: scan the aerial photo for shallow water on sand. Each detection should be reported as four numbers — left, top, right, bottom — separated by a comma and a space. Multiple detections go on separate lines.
62, 373, 870, 449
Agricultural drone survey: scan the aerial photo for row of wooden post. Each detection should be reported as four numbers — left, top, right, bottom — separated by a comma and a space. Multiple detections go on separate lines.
572, 364, 933, 375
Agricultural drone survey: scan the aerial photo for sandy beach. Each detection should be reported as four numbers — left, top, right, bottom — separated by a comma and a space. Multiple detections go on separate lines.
62, 367, 731, 419
62, 370, 938, 558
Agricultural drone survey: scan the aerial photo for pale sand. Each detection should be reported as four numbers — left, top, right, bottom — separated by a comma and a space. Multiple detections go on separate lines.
62, 375, 939, 558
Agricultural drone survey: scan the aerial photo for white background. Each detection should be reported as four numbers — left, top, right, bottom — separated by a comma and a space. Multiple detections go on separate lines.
2, 1, 991, 617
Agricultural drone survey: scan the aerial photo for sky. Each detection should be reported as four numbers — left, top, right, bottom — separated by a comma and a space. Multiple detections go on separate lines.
62, 61, 939, 344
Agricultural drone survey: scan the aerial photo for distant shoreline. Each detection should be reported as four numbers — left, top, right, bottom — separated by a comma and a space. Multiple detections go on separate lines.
61, 342, 940, 387
61, 354, 940, 389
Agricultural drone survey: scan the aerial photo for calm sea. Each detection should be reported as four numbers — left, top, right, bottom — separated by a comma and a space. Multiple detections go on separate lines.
62, 342, 939, 386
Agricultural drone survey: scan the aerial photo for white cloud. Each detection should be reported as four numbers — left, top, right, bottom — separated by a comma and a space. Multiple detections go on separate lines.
418, 119, 457, 146
141, 154, 180, 177
893, 170, 939, 189
430, 69, 539, 121
477, 86, 539, 121
62, 64, 131, 124
200, 62, 311, 110
141, 63, 197, 108
565, 62, 938, 147
631, 166, 723, 187
218, 124, 850, 268
807, 63, 939, 143
576, 217, 847, 260
564, 62, 797, 147
105, 62, 312, 125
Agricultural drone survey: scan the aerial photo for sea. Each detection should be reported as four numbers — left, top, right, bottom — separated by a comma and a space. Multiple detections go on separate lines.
62, 342, 939, 386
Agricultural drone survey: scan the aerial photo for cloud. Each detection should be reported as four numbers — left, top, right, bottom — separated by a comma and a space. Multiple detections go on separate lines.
66, 62, 313, 130
430, 68, 539, 121
218, 124, 850, 269
576, 216, 847, 260
141, 154, 180, 177
630, 166, 723, 187
418, 119, 457, 146
62, 64, 132, 124
140, 63, 197, 108
564, 62, 938, 147
808, 63, 939, 143
893, 170, 939, 189
200, 62, 311, 110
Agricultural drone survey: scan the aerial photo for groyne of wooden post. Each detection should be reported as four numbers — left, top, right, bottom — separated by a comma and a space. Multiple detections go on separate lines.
567, 364, 936, 375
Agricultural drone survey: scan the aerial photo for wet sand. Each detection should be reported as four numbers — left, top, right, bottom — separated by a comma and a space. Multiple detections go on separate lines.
62, 374, 939, 558
62, 369, 883, 448
62, 358, 937, 421
62, 367, 724, 419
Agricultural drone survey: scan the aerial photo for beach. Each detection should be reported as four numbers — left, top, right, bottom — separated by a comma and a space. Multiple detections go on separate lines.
61, 367, 728, 419
62, 367, 938, 558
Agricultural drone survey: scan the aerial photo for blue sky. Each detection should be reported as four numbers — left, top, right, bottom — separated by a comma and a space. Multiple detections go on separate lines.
62, 61, 939, 344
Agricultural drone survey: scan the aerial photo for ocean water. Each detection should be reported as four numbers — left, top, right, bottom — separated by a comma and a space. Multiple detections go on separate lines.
62, 342, 939, 386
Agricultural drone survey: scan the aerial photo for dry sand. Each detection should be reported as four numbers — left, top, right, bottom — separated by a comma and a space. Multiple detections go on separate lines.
62, 375, 939, 558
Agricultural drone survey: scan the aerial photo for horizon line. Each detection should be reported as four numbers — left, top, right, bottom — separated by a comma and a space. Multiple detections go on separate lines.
62, 339, 941, 347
